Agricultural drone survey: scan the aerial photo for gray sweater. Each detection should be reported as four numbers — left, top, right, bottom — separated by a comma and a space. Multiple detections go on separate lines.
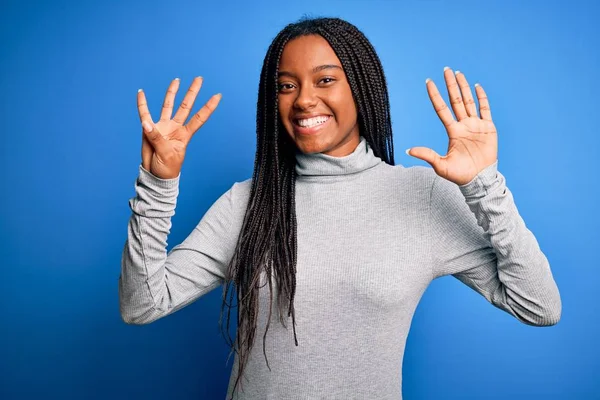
119, 136, 561, 399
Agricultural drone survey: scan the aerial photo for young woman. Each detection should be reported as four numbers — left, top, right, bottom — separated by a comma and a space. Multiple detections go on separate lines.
120, 17, 561, 400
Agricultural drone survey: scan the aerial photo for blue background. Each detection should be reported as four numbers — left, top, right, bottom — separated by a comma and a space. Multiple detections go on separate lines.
1, 0, 598, 398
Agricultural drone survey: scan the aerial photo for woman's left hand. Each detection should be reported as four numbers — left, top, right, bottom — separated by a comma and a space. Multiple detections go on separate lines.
407, 67, 498, 186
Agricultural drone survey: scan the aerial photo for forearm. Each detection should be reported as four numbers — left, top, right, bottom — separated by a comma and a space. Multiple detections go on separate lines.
458, 162, 562, 326
119, 165, 247, 325
118, 164, 181, 324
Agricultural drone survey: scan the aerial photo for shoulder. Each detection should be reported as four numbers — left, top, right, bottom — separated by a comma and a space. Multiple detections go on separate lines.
221, 178, 252, 209
229, 177, 252, 196
376, 162, 438, 196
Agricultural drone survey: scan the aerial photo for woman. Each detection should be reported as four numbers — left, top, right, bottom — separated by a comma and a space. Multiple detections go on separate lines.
119, 17, 561, 400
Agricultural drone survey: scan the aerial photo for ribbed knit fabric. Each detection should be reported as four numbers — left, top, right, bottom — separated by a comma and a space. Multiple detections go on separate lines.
119, 136, 561, 399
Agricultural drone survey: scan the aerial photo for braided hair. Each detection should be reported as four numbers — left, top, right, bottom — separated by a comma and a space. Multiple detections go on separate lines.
219, 16, 395, 398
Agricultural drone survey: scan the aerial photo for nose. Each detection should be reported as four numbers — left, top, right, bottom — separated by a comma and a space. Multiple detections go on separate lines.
293, 84, 318, 110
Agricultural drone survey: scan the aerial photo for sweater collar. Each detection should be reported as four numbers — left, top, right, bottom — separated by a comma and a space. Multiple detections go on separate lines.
294, 136, 383, 177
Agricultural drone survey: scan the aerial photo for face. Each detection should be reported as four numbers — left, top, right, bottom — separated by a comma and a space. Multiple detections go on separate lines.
277, 35, 360, 157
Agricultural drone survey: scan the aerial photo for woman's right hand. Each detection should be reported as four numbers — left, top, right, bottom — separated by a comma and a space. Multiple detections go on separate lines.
137, 76, 222, 179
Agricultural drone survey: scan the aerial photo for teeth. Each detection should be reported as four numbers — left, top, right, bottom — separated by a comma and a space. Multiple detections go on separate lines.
297, 116, 329, 128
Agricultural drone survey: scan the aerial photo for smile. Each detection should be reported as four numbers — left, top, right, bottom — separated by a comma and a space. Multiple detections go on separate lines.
296, 115, 330, 128
293, 115, 332, 135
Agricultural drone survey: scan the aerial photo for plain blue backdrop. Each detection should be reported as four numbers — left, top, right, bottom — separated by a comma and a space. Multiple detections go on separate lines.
1, 0, 598, 399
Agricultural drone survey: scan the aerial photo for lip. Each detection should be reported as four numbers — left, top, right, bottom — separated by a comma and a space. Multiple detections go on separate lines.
292, 115, 332, 136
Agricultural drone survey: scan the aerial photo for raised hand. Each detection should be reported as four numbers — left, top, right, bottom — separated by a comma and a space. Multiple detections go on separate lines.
137, 76, 222, 179
407, 67, 498, 186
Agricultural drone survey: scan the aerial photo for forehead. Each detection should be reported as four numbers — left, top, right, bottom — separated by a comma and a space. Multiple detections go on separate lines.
279, 35, 342, 70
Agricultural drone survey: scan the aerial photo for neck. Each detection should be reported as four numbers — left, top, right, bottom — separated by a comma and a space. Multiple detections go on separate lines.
294, 136, 383, 177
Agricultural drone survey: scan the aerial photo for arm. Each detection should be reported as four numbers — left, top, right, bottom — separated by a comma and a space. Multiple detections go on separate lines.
429, 160, 562, 326
118, 164, 249, 324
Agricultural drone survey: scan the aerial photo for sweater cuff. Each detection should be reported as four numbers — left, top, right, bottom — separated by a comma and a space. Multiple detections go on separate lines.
128, 164, 180, 218
138, 163, 180, 192
458, 160, 502, 200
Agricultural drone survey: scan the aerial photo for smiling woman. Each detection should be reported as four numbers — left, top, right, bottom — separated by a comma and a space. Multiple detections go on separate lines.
119, 16, 561, 400
277, 35, 360, 156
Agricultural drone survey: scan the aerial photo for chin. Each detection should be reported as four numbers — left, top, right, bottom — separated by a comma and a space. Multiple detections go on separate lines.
291, 136, 333, 155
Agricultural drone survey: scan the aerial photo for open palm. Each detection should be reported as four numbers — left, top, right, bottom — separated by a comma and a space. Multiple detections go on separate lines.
408, 67, 498, 186
137, 76, 222, 179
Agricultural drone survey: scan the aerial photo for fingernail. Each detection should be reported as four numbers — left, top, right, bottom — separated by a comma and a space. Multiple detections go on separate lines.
142, 121, 153, 132
425, 78, 431, 84
405, 148, 411, 155
174, 77, 180, 81
138, 89, 143, 92
443, 66, 450, 71
455, 70, 461, 75
474, 83, 480, 87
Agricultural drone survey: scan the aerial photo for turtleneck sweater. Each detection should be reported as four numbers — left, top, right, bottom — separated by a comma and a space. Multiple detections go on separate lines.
119, 136, 561, 400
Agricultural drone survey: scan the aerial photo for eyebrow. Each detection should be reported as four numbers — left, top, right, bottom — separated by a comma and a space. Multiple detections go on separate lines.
278, 64, 343, 78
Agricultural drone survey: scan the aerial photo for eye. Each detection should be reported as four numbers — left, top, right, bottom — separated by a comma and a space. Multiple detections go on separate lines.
277, 83, 295, 92
319, 77, 336, 85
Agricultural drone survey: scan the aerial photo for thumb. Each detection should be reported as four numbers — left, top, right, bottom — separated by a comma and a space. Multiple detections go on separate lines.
406, 146, 442, 168
142, 121, 167, 150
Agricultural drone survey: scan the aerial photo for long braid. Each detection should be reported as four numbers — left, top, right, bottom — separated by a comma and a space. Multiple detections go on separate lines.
219, 17, 394, 399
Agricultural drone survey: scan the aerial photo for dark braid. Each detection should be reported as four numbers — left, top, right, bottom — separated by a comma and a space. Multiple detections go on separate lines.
218, 16, 395, 398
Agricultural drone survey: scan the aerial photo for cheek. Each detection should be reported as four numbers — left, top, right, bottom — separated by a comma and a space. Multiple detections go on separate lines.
348, 101, 358, 124
332, 97, 357, 126
277, 97, 294, 137
329, 84, 356, 123
277, 97, 291, 121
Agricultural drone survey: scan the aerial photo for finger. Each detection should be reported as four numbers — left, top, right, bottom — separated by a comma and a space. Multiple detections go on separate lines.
142, 121, 168, 153
160, 78, 180, 121
172, 76, 203, 125
475, 84, 492, 121
185, 93, 222, 138
141, 130, 153, 171
138, 89, 154, 170
137, 89, 153, 123
426, 78, 455, 128
455, 71, 478, 118
443, 66, 468, 121
406, 146, 445, 171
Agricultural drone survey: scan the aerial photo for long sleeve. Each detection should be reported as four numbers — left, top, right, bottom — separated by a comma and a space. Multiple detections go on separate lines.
429, 160, 561, 326
118, 164, 250, 325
